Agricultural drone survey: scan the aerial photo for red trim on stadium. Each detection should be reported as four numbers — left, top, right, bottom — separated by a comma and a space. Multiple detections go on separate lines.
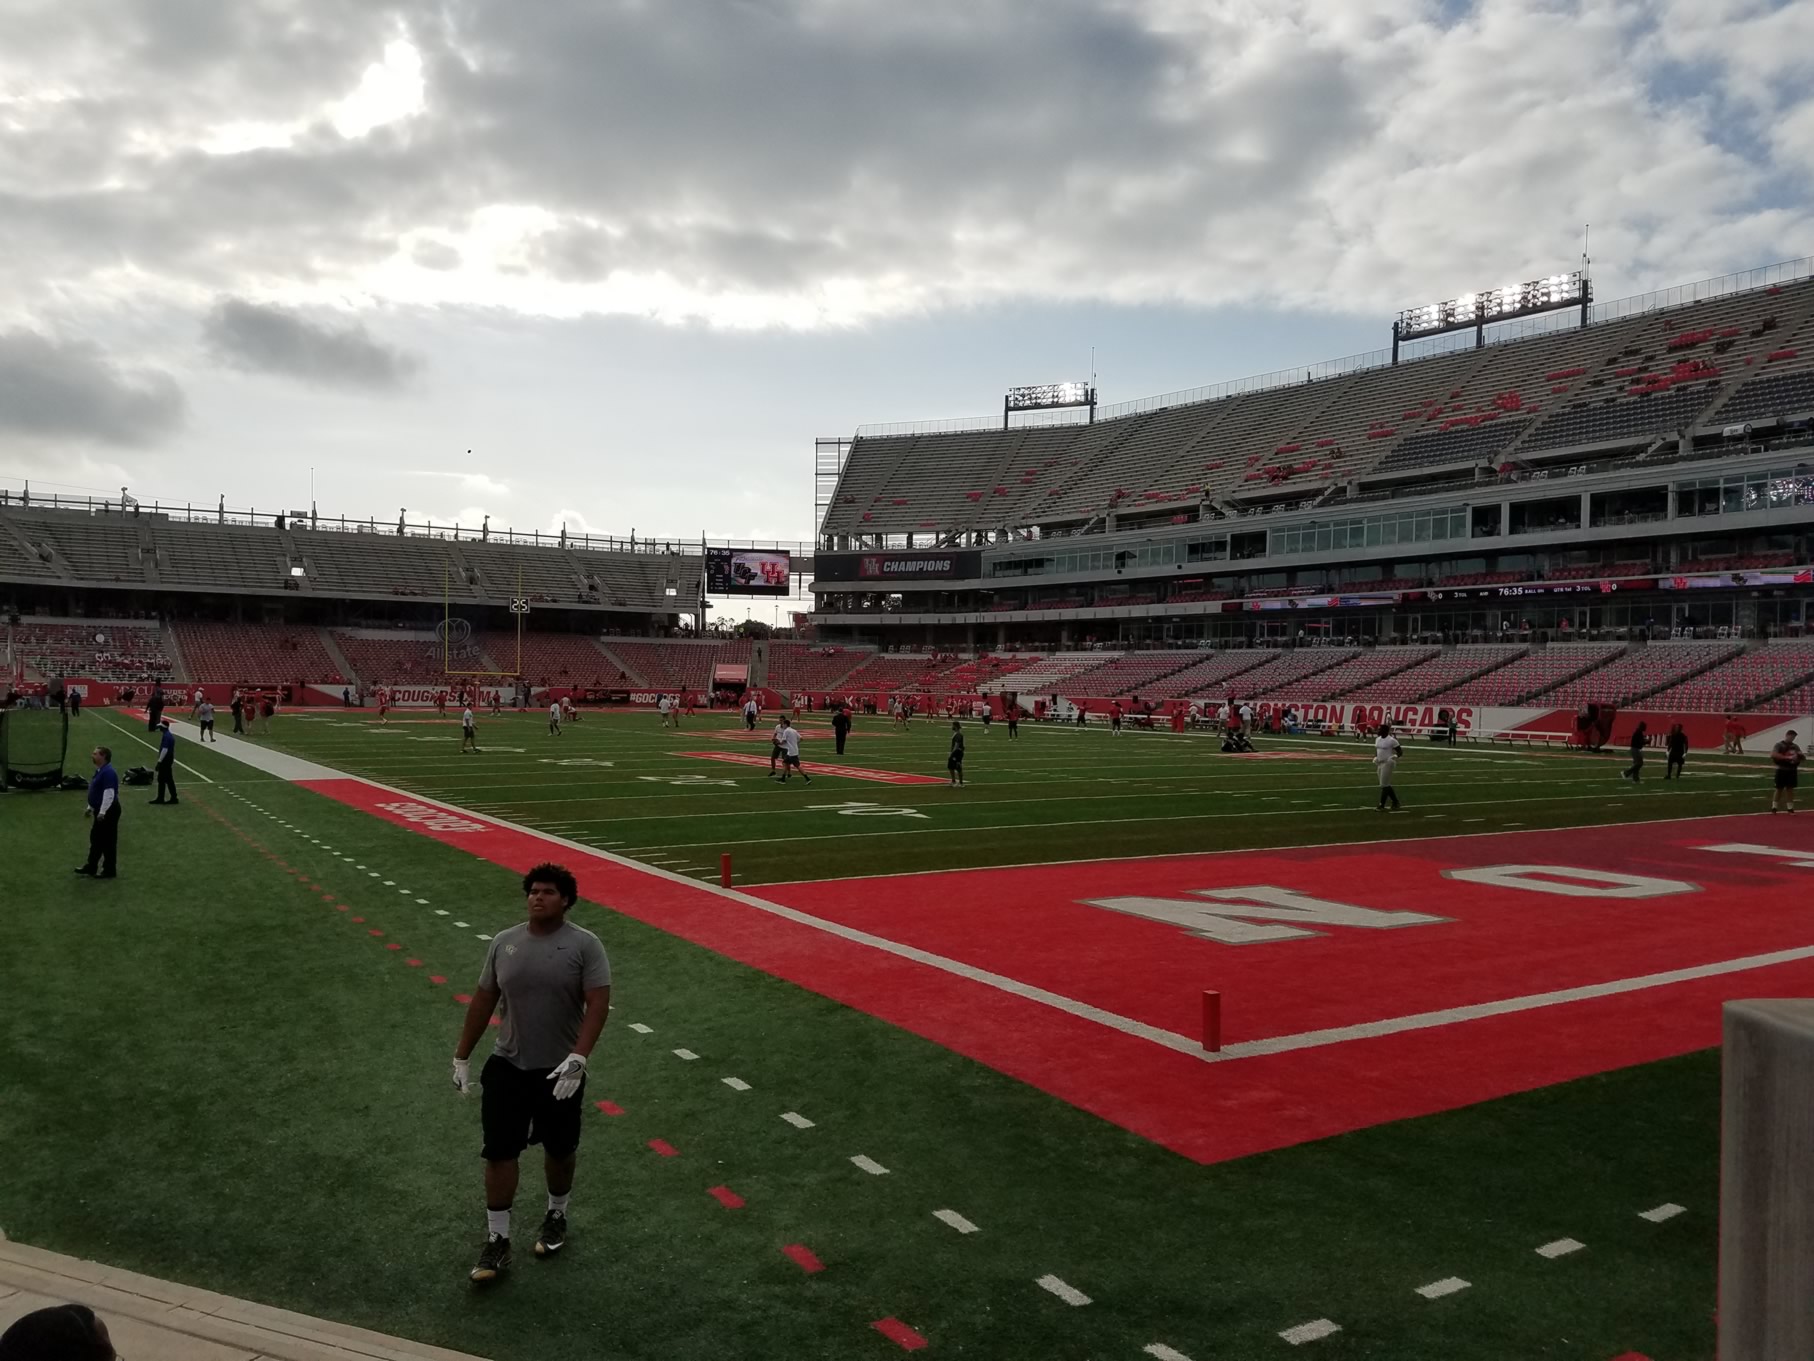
300, 778, 1814, 1164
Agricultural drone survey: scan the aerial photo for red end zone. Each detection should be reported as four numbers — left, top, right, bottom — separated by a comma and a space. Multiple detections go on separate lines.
298, 777, 1814, 1164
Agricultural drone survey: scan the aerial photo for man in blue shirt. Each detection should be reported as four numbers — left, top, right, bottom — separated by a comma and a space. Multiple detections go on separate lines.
151, 718, 179, 805
77, 746, 121, 879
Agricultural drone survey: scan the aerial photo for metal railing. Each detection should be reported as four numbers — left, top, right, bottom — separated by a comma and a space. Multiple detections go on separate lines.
0, 484, 816, 560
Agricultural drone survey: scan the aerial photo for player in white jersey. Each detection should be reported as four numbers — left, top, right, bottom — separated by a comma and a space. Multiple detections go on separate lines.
548, 700, 563, 737
1373, 723, 1404, 811
461, 705, 480, 754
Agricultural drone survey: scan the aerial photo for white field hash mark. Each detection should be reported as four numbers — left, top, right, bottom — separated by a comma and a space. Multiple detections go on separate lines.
933, 1209, 979, 1235
1640, 1203, 1686, 1223
721, 1077, 751, 1092
1280, 1318, 1341, 1345
1415, 1277, 1470, 1300
1035, 1274, 1090, 1306
850, 1155, 889, 1176
673, 1048, 700, 1061
1143, 1346, 1193, 1361
1536, 1238, 1585, 1258
780, 1111, 815, 1129
628, 1023, 653, 1034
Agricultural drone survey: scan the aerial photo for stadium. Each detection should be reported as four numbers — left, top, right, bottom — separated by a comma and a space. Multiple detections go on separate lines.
5, 251, 1814, 1359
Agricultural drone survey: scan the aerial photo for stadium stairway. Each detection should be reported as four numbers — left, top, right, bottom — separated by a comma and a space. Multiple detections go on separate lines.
595, 642, 651, 687
1623, 643, 1750, 706
1402, 647, 1532, 704
318, 629, 361, 686
0, 514, 73, 580
160, 622, 190, 683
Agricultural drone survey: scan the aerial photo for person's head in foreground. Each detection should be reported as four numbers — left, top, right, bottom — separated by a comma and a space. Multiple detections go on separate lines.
0, 1303, 115, 1361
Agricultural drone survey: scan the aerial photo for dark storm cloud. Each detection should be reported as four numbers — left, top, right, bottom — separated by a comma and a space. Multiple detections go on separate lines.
202, 298, 422, 389
0, 329, 185, 445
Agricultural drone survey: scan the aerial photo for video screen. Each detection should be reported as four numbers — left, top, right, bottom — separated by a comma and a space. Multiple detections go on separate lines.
706, 547, 791, 595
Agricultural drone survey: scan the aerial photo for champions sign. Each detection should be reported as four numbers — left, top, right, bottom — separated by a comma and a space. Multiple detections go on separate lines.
813, 549, 983, 582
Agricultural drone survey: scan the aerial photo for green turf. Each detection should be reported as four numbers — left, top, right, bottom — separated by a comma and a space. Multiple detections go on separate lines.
0, 706, 1732, 1359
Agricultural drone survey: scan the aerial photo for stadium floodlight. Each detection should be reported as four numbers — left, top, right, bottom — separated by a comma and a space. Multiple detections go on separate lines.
1394, 269, 1589, 357
1003, 381, 1097, 428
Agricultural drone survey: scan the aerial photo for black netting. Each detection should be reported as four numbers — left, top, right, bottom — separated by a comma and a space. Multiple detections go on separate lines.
1, 707, 70, 789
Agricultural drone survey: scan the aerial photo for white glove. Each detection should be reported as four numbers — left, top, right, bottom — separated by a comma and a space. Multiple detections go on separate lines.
548, 1052, 587, 1100
452, 1057, 473, 1096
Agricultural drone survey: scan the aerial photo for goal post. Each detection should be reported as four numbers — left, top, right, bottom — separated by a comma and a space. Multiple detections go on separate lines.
441, 562, 524, 678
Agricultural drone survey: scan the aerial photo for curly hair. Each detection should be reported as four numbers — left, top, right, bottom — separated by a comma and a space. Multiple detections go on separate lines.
523, 862, 578, 908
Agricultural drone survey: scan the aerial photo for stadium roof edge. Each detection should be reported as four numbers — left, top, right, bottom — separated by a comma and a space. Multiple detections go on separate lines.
851, 255, 1814, 440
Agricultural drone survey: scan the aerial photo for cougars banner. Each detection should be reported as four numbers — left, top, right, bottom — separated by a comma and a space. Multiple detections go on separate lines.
813, 549, 983, 582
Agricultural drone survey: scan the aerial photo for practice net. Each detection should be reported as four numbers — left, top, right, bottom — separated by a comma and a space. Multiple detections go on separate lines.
1, 707, 70, 789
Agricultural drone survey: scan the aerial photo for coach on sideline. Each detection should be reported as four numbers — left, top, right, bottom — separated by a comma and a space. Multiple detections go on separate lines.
76, 745, 121, 879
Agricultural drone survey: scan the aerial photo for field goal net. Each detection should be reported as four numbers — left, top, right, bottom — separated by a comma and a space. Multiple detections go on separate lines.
1, 707, 70, 790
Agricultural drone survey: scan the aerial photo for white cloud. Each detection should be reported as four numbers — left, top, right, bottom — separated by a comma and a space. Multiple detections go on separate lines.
331, 38, 424, 140
407, 470, 512, 499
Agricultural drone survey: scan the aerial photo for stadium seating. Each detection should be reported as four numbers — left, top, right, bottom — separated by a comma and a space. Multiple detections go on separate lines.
979, 653, 1115, 696
331, 629, 490, 683
1133, 649, 1278, 699
477, 631, 619, 686
1540, 641, 1744, 709
1262, 647, 1438, 702
5, 511, 144, 582
839, 653, 969, 694
1546, 561, 1654, 581
932, 655, 1033, 694
767, 644, 869, 693
155, 522, 293, 590
598, 639, 747, 691
1059, 652, 1205, 697
1643, 643, 1814, 715
14, 621, 171, 682
1343, 645, 1528, 704
1205, 648, 1358, 699
820, 275, 1814, 536
1425, 643, 1624, 706
170, 622, 341, 685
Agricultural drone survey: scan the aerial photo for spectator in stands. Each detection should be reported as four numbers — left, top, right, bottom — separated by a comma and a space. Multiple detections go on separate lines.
0, 1302, 116, 1360
1771, 731, 1803, 813
832, 704, 852, 756
1664, 724, 1689, 780
1622, 722, 1649, 782
76, 746, 121, 880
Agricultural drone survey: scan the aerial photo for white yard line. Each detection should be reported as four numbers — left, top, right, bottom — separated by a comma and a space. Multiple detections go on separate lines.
1034, 1274, 1090, 1307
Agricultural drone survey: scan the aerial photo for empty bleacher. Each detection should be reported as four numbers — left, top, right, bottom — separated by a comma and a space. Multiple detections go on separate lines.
1538, 641, 1744, 709
169, 622, 341, 684
1425, 644, 1624, 707
1059, 652, 1201, 697
1135, 650, 1277, 700
332, 629, 486, 683
1343, 645, 1528, 704
1643, 642, 1814, 715
1205, 648, 1358, 699
477, 631, 618, 686
1266, 646, 1439, 702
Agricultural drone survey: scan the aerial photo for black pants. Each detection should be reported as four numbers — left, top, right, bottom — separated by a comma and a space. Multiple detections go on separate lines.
232, 711, 244, 733
835, 733, 847, 755
1007, 721, 1018, 738
84, 809, 120, 875
1665, 756, 1685, 779
146, 705, 162, 732
1626, 752, 1644, 780
154, 761, 177, 802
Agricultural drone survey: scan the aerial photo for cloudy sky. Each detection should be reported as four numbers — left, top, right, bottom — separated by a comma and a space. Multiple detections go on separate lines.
1, 0, 1808, 545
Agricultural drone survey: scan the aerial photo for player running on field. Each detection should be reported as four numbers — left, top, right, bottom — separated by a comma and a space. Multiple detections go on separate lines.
461, 704, 481, 754
1771, 730, 1803, 813
948, 720, 966, 787
775, 716, 811, 783
768, 717, 787, 776
548, 699, 563, 737
453, 863, 611, 1284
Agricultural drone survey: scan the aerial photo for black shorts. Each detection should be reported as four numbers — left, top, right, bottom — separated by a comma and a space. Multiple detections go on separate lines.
948, 755, 963, 771
784, 754, 802, 767
480, 1054, 586, 1161
1776, 766, 1799, 790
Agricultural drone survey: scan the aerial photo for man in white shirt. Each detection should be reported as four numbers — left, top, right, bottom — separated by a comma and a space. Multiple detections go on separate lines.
774, 717, 811, 783
1374, 722, 1404, 811
742, 696, 759, 730
1238, 702, 1254, 729
461, 704, 480, 754
548, 700, 563, 737
656, 694, 672, 728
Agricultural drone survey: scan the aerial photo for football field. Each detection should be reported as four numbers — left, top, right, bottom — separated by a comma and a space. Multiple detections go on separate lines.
5, 703, 1800, 1359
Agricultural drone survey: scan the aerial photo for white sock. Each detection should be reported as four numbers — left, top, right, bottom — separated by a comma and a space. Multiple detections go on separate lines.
487, 1208, 510, 1238
548, 1192, 570, 1214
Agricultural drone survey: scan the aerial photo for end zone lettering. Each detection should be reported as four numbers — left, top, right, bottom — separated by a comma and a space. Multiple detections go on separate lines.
375, 801, 489, 833
1252, 701, 1475, 734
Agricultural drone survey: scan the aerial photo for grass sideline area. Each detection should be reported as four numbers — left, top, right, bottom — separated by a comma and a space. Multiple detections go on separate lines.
0, 704, 1749, 1358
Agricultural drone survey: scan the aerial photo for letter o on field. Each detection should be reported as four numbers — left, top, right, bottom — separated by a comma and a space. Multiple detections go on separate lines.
1444, 864, 1697, 899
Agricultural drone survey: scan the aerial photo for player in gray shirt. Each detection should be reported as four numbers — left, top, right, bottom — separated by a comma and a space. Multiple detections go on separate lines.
453, 863, 611, 1283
